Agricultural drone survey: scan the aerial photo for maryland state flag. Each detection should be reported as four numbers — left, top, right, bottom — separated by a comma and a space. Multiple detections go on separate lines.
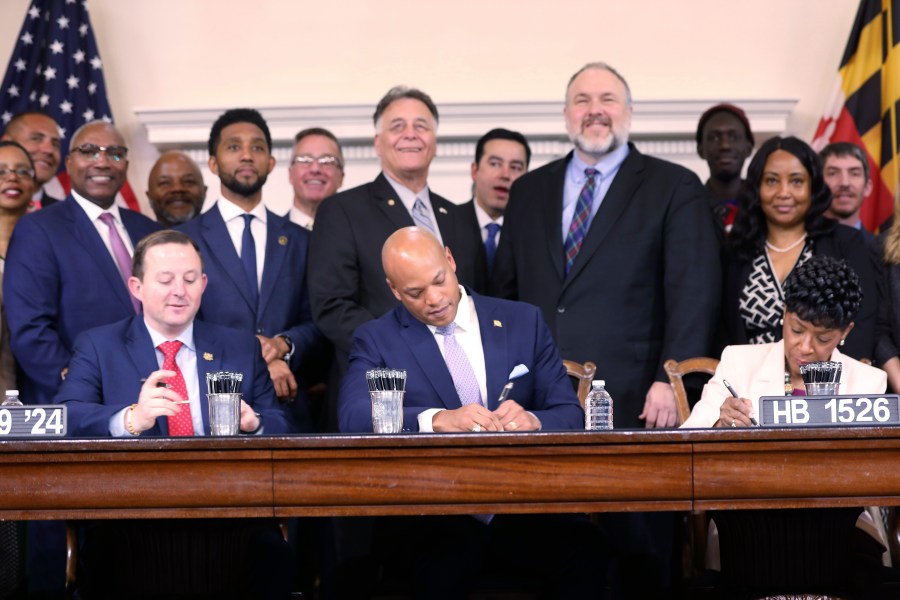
812, 0, 900, 231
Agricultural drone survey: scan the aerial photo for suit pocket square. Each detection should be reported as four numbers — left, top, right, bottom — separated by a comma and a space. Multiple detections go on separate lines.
508, 364, 529, 380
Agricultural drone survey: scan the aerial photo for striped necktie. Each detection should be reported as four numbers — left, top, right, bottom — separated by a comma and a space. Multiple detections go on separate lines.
412, 197, 438, 236
563, 168, 598, 274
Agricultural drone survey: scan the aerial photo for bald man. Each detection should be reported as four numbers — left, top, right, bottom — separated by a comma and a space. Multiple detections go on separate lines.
146, 151, 207, 227
336, 228, 603, 598
1, 111, 63, 208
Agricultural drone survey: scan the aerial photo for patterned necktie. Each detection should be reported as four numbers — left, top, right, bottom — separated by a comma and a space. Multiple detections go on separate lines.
435, 322, 483, 406
240, 214, 258, 308
484, 222, 501, 274
412, 197, 438, 236
158, 340, 194, 436
563, 168, 598, 274
98, 212, 140, 313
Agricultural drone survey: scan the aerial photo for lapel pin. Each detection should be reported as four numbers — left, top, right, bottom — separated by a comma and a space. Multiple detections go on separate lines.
387, 199, 396, 206
203, 352, 214, 361
438, 207, 448, 214
493, 320, 502, 328
278, 235, 287, 246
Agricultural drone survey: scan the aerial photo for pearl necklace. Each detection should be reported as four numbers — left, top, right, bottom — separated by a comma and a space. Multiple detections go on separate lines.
766, 233, 807, 253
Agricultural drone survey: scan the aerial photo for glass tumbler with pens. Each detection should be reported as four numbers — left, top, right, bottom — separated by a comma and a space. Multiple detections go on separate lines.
366, 369, 406, 433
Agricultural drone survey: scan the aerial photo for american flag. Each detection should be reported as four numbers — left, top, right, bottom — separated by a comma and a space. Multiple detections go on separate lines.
0, 0, 140, 211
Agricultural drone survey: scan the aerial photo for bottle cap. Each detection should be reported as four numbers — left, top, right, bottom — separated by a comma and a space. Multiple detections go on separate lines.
5, 390, 18, 395
592, 380, 605, 387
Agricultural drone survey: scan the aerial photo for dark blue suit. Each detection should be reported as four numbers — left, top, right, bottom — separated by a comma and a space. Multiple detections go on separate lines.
176, 205, 322, 373
4, 197, 161, 405
339, 292, 582, 432
55, 317, 293, 436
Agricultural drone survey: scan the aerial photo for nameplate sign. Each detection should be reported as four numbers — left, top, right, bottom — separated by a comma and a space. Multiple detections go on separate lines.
0, 405, 67, 437
759, 394, 900, 427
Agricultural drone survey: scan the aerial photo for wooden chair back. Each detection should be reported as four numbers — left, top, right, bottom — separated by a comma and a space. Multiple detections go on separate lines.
663, 357, 719, 426
563, 360, 597, 408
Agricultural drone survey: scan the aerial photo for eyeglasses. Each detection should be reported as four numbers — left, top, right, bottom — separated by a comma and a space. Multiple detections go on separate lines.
0, 167, 36, 180
291, 155, 342, 170
72, 144, 128, 162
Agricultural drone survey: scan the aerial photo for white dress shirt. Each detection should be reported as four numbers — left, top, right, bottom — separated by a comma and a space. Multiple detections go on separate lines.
473, 200, 503, 245
71, 190, 135, 259
417, 286, 487, 432
110, 321, 205, 436
288, 205, 314, 230
216, 197, 267, 290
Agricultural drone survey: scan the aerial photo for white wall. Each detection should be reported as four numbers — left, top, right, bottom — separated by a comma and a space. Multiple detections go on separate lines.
0, 0, 861, 216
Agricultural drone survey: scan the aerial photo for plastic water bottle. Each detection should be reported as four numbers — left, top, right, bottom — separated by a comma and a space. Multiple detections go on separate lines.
584, 380, 613, 430
1, 390, 22, 406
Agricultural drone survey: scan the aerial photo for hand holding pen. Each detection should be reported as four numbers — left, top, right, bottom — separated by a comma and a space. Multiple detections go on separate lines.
721, 379, 758, 427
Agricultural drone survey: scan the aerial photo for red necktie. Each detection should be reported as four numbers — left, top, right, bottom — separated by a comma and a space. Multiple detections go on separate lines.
158, 340, 194, 436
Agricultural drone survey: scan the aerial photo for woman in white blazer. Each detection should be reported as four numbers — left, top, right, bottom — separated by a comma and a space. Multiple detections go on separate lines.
684, 255, 886, 428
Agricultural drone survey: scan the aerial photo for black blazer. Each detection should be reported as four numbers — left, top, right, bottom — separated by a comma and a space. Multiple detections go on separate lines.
723, 223, 878, 361
492, 145, 722, 428
308, 172, 486, 357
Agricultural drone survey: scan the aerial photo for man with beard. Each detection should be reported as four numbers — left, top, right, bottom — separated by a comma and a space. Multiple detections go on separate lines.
2, 111, 64, 209
146, 151, 207, 227
821, 141, 875, 246
177, 108, 322, 431
491, 62, 720, 597
696, 103, 755, 233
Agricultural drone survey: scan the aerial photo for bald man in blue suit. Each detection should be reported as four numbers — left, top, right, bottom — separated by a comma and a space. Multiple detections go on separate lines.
336, 228, 603, 599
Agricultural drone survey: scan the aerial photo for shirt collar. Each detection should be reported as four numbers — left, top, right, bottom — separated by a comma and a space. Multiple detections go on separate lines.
384, 172, 430, 214
145, 320, 196, 352
472, 199, 503, 229
216, 196, 268, 224
427, 286, 476, 334
289, 205, 314, 230
567, 143, 630, 184
71, 189, 125, 224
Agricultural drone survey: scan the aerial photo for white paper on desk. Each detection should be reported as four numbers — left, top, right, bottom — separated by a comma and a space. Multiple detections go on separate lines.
508, 364, 529, 380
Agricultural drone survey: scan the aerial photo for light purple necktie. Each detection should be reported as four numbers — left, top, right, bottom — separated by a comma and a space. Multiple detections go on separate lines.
436, 322, 483, 406
98, 212, 140, 313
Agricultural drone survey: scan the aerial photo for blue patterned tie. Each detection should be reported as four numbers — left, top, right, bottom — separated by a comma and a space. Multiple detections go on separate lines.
412, 197, 438, 236
240, 214, 258, 308
563, 168, 598, 274
484, 222, 501, 274
436, 322, 483, 406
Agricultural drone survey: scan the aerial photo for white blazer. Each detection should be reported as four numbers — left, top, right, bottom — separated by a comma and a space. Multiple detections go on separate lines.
681, 340, 887, 428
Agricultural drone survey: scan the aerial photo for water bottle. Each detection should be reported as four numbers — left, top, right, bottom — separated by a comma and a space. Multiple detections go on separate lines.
1, 390, 22, 406
584, 380, 613, 430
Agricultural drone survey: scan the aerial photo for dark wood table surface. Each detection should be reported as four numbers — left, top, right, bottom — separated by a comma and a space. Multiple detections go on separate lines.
2, 427, 899, 520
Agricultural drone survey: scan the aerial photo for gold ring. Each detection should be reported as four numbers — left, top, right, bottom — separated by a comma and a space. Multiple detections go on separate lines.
471, 423, 482, 433
507, 421, 518, 431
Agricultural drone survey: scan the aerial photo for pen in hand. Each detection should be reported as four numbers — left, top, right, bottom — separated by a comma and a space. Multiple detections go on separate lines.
723, 379, 758, 426
497, 382, 514, 403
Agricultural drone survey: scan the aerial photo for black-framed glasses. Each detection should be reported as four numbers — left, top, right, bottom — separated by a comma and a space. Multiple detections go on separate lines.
291, 155, 342, 170
0, 167, 35, 180
72, 144, 128, 162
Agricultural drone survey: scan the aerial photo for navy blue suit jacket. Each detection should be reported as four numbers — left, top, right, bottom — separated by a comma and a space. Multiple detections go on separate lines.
339, 292, 583, 433
177, 205, 322, 372
4, 197, 161, 405
55, 317, 293, 437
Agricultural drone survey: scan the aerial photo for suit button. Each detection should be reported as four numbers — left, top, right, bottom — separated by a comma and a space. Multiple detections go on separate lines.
256, 328, 264, 334
557, 307, 565, 314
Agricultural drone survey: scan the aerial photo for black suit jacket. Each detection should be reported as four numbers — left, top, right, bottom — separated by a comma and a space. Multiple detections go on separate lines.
309, 172, 486, 357
492, 145, 722, 428
723, 224, 878, 361
40, 191, 63, 209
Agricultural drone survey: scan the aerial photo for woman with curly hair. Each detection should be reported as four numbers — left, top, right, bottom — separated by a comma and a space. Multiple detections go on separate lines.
685, 255, 885, 428
723, 136, 877, 360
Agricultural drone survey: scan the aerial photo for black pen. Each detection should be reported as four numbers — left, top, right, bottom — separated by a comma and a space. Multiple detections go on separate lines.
497, 382, 514, 403
723, 379, 758, 426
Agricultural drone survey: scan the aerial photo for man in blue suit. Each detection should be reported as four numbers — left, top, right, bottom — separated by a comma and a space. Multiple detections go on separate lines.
5, 120, 162, 408
55, 230, 295, 599
340, 227, 582, 433
337, 227, 603, 599
178, 108, 322, 431
57, 229, 293, 437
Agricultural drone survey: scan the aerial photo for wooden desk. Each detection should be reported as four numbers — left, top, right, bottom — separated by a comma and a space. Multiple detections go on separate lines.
1, 427, 898, 520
